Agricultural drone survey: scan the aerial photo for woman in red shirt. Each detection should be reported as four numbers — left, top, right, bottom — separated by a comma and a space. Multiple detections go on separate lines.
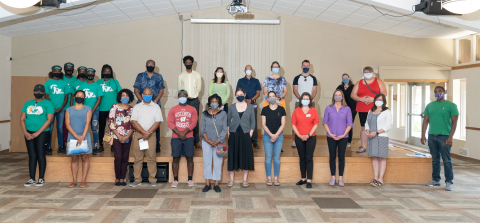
351, 66, 387, 153
292, 92, 319, 189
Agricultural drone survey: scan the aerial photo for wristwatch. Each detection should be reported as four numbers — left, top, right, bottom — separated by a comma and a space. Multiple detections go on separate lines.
307, 134, 311, 138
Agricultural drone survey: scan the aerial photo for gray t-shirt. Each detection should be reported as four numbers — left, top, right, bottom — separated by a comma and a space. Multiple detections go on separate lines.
293, 74, 318, 102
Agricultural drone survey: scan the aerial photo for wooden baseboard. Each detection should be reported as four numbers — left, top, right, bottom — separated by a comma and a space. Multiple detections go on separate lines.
466, 126, 480, 131
0, 120, 10, 124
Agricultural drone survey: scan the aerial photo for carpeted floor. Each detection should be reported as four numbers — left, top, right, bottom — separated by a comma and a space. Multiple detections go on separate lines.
1, 150, 480, 222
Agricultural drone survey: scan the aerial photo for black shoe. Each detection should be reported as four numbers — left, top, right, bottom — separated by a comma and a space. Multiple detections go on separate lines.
253, 143, 260, 149
202, 185, 211, 192
111, 147, 113, 152
92, 148, 99, 155
214, 185, 221, 193
46, 147, 52, 156
57, 146, 66, 154
115, 182, 121, 186
306, 182, 312, 188
98, 146, 104, 152
121, 182, 127, 186
296, 180, 306, 185
156, 147, 161, 153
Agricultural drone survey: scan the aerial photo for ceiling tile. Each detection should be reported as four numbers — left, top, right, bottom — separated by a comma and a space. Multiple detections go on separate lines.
402, 19, 434, 29
328, 3, 361, 14
126, 11, 154, 20
19, 20, 52, 28
141, 0, 170, 4
274, 0, 302, 9
360, 23, 390, 32
8, 29, 38, 36
294, 10, 322, 19
316, 14, 344, 23
320, 9, 350, 18
170, 0, 198, 7
54, 21, 85, 29
198, 1, 222, 9
94, 9, 125, 18
78, 18, 108, 26
150, 8, 177, 16
144, 2, 174, 11
354, 6, 384, 18
338, 18, 368, 28
41, 16, 77, 25
301, 0, 335, 9
101, 14, 132, 23
32, 25, 62, 33
249, 2, 272, 10
174, 4, 199, 12
272, 5, 297, 15
112, 0, 145, 8
344, 14, 376, 23
296, 4, 327, 13
335, 0, 365, 8
0, 25, 27, 32
91, 2, 118, 13
254, 0, 276, 4
68, 12, 101, 21
368, 17, 402, 27
119, 5, 150, 14
221, 0, 231, 6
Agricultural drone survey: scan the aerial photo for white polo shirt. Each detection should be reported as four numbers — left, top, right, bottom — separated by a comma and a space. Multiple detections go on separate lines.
131, 101, 163, 130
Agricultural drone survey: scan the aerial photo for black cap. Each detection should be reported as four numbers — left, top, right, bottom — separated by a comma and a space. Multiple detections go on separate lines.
34, 84, 45, 93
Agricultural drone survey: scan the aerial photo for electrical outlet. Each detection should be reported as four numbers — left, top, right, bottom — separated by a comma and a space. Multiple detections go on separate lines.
459, 148, 468, 157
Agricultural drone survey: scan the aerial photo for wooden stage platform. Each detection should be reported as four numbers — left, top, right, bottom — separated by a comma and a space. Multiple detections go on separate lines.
45, 137, 432, 184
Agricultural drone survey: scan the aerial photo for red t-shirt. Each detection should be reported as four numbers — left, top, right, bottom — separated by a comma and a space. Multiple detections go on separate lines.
167, 104, 198, 138
291, 107, 319, 136
356, 78, 380, 113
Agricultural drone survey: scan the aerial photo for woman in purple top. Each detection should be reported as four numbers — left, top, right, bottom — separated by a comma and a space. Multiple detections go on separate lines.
323, 90, 352, 187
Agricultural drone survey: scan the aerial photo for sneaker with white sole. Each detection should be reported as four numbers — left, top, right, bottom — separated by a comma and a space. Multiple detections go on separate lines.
36, 178, 45, 187
291, 141, 296, 148
425, 180, 441, 187
347, 143, 351, 147
24, 179, 36, 187
188, 180, 195, 187
445, 182, 453, 191
171, 181, 178, 188
150, 182, 157, 187
130, 181, 142, 187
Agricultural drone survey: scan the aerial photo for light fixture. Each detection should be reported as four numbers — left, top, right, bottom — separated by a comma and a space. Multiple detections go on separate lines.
190, 18, 280, 25
441, 0, 480, 14
0, 0, 40, 8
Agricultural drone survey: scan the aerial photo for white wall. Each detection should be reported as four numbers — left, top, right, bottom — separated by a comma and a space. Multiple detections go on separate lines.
0, 34, 11, 151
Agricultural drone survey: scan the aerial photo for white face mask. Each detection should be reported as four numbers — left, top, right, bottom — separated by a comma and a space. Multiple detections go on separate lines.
375, 101, 383, 107
364, 73, 373, 79
245, 70, 252, 76
216, 72, 223, 78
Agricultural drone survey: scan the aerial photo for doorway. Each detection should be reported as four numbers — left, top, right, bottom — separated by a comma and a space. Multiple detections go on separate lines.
407, 83, 431, 148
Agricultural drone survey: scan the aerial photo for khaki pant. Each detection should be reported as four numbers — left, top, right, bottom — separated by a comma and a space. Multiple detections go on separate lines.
132, 131, 157, 183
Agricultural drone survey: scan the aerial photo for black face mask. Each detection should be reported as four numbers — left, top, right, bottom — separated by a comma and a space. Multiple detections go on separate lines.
78, 73, 86, 79
87, 75, 95, 80
146, 66, 155, 72
185, 64, 192, 70
34, 93, 44, 99
75, 97, 85, 104
53, 73, 62, 78
65, 70, 74, 76
103, 73, 113, 79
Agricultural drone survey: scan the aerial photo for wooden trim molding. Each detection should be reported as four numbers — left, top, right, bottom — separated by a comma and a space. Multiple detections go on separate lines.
466, 126, 480, 131
453, 63, 480, 70
0, 120, 10, 123
384, 79, 449, 83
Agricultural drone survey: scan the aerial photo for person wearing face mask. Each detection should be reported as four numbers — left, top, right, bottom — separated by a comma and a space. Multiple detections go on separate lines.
421, 86, 458, 191
365, 94, 391, 188
323, 90, 352, 187
236, 65, 262, 149
72, 66, 88, 94
62, 62, 76, 149
108, 89, 134, 186
130, 88, 163, 188
292, 93, 319, 189
44, 65, 70, 155
21, 85, 54, 187
133, 59, 165, 153
227, 88, 255, 188
66, 90, 93, 188
178, 55, 202, 149
200, 94, 227, 192
208, 67, 231, 113
261, 91, 286, 186
336, 73, 356, 147
167, 90, 198, 188
263, 61, 287, 110
351, 66, 387, 153
292, 60, 318, 148
77, 68, 104, 155
97, 64, 122, 153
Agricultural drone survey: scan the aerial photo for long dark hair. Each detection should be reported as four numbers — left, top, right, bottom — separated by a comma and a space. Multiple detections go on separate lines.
299, 92, 313, 108
371, 93, 389, 112
101, 64, 114, 79
212, 67, 225, 83
341, 73, 353, 86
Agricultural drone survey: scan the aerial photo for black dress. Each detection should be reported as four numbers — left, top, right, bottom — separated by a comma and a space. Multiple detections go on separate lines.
228, 112, 255, 171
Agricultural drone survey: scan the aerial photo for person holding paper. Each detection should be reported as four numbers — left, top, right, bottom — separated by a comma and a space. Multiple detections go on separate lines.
167, 90, 198, 188
65, 90, 93, 188
130, 88, 163, 188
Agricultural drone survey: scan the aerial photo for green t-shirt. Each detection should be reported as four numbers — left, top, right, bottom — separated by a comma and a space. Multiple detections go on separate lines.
72, 79, 86, 92
424, 100, 459, 135
96, 78, 122, 111
63, 76, 77, 107
21, 99, 55, 132
44, 79, 69, 110
77, 81, 104, 110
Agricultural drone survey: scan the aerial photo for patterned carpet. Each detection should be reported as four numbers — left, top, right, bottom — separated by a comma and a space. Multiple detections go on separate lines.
1, 151, 480, 222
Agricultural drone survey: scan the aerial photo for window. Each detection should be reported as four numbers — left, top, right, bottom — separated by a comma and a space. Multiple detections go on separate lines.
390, 85, 394, 124
477, 35, 480, 62
453, 79, 467, 140
397, 84, 406, 128
458, 37, 472, 64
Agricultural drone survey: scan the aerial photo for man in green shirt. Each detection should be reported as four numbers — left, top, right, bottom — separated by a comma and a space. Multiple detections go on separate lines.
421, 86, 459, 191
44, 65, 69, 155
77, 68, 103, 155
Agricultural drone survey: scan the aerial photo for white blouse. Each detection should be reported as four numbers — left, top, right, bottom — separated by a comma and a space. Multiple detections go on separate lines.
365, 109, 392, 137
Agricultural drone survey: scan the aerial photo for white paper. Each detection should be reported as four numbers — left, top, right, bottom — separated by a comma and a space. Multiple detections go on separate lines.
139, 139, 149, 150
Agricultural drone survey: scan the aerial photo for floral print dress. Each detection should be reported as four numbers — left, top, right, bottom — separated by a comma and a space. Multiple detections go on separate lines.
108, 104, 134, 141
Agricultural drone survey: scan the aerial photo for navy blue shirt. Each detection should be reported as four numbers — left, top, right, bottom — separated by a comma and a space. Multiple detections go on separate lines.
133, 71, 165, 107
236, 76, 261, 100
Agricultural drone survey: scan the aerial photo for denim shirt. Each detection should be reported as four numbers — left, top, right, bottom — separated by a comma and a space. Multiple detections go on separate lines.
133, 71, 165, 107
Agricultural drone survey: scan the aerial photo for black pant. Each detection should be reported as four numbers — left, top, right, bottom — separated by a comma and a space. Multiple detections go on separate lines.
348, 111, 357, 143
186, 98, 200, 143
295, 135, 316, 180
25, 131, 49, 180
98, 111, 110, 148
251, 102, 258, 144
327, 137, 348, 176
112, 139, 131, 180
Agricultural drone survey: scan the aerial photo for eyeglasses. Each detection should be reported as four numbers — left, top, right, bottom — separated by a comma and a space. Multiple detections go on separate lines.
304, 76, 308, 82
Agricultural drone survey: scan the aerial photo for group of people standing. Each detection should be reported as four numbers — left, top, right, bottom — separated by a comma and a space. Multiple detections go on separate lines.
20, 57, 459, 191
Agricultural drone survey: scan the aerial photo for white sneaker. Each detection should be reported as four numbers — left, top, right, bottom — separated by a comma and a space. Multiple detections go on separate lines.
291, 141, 296, 148
36, 179, 45, 187
24, 179, 36, 187
130, 181, 142, 187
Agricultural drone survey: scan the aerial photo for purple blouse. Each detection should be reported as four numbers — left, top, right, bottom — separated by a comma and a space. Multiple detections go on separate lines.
322, 105, 353, 138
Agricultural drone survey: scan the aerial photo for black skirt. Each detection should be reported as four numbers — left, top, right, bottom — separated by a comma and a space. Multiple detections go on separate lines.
227, 126, 254, 171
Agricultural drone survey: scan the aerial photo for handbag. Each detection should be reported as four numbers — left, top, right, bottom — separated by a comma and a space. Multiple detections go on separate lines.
212, 113, 227, 157
103, 133, 113, 146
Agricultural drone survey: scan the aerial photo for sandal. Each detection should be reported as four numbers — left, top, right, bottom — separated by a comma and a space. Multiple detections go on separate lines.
371, 179, 380, 187
369, 179, 377, 187
377, 181, 384, 187
266, 180, 273, 186
339, 180, 344, 187
356, 147, 367, 153
242, 181, 249, 188
68, 182, 77, 188
274, 180, 280, 186
227, 181, 234, 188
329, 179, 336, 187
79, 182, 87, 188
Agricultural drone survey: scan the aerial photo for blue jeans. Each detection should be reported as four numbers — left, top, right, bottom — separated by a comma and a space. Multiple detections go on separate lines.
263, 133, 283, 177
49, 110, 65, 148
428, 134, 453, 183
91, 109, 99, 149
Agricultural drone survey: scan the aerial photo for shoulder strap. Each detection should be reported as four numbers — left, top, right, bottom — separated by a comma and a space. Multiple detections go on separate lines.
211, 113, 220, 138
363, 78, 378, 96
